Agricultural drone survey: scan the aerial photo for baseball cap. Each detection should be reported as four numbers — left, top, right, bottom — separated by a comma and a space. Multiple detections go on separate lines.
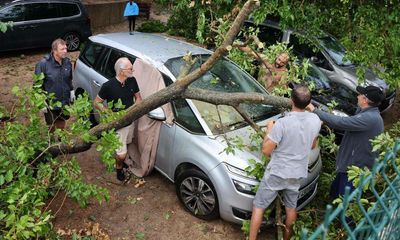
356, 85, 384, 103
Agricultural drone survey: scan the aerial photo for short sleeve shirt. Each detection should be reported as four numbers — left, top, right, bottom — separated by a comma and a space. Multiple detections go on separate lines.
266, 111, 321, 179
98, 77, 140, 111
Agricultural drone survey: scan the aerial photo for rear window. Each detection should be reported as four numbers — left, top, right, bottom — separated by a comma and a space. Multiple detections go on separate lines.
58, 3, 80, 17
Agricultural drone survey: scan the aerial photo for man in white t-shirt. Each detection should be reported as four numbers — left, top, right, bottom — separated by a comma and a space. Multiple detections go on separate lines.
249, 85, 321, 240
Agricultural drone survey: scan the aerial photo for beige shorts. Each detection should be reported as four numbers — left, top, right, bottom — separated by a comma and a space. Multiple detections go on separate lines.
116, 122, 135, 156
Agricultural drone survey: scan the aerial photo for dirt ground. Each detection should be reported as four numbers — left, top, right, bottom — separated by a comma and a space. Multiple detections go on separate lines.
1, 5, 399, 240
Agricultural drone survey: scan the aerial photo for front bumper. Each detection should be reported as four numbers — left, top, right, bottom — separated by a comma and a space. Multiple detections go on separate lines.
208, 156, 322, 224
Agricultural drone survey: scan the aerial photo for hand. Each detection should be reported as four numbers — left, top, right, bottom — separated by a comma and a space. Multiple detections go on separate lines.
306, 103, 315, 112
70, 90, 75, 102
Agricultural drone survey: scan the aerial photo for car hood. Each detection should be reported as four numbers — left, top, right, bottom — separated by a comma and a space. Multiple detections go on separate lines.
341, 65, 388, 90
214, 117, 320, 171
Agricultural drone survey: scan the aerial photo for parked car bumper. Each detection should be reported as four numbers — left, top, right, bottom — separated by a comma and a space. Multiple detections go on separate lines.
208, 155, 322, 224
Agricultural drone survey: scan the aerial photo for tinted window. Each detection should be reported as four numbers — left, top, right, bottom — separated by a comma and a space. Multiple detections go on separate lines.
103, 49, 136, 79
58, 3, 80, 17
172, 99, 205, 134
258, 25, 283, 46
319, 36, 353, 66
289, 35, 332, 70
25, 3, 58, 21
0, 4, 25, 22
81, 41, 105, 68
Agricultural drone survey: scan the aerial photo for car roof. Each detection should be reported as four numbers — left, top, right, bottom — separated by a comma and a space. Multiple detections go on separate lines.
89, 32, 211, 68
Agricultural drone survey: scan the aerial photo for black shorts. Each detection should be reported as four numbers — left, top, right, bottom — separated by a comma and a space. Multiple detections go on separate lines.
44, 109, 70, 125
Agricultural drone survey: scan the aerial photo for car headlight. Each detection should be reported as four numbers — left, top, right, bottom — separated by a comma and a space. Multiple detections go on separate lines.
224, 163, 256, 179
232, 179, 256, 195
332, 110, 349, 117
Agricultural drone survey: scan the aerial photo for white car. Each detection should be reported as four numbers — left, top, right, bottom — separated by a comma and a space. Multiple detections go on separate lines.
73, 32, 322, 223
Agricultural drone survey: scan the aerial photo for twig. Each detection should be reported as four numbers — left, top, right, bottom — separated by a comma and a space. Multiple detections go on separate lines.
233, 104, 261, 133
53, 192, 67, 217
43, 187, 62, 212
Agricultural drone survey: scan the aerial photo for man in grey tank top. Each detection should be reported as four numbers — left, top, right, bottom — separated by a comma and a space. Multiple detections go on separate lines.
249, 85, 321, 240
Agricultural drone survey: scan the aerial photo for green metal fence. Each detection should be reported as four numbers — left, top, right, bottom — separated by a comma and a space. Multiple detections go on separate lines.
301, 141, 400, 240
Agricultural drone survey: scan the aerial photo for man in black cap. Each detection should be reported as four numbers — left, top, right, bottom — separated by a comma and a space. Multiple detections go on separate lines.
307, 85, 384, 198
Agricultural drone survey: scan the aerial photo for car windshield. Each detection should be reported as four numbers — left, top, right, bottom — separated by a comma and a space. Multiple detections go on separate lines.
165, 55, 280, 134
318, 36, 353, 67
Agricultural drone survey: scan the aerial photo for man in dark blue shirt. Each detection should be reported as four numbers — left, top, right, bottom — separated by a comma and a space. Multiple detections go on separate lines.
35, 39, 73, 132
308, 85, 384, 198
94, 57, 142, 181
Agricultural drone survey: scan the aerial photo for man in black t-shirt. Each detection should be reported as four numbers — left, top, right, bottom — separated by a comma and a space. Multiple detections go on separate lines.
94, 57, 142, 181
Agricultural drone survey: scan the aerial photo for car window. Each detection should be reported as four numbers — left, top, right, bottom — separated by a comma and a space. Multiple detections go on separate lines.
0, 4, 25, 22
57, 3, 80, 17
258, 25, 283, 46
304, 63, 331, 90
80, 41, 106, 69
172, 99, 205, 134
318, 36, 353, 67
25, 3, 58, 21
289, 34, 333, 70
103, 49, 136, 79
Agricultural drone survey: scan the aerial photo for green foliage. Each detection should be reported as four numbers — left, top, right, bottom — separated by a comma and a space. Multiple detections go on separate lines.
0, 74, 120, 239
0, 21, 13, 33
138, 20, 168, 33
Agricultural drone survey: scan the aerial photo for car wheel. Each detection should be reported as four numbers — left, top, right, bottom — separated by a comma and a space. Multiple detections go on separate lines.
175, 168, 219, 220
63, 32, 81, 51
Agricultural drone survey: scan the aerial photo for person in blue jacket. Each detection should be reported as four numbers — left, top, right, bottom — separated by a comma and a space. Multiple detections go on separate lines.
124, 0, 139, 35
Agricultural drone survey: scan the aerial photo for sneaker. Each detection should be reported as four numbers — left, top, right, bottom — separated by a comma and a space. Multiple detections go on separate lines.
116, 168, 125, 181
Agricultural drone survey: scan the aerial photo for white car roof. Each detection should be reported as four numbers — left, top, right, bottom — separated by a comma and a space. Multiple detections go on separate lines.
89, 32, 211, 68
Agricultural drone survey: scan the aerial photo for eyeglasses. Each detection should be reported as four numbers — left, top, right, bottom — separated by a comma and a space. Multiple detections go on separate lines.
121, 67, 133, 71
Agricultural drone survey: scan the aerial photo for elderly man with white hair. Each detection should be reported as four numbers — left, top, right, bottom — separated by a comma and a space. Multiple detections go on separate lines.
94, 57, 142, 181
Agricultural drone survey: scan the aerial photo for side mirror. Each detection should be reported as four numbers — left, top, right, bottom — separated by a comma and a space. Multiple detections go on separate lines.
147, 107, 166, 121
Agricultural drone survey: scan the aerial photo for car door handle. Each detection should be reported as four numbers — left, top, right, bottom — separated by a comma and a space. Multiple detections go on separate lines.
92, 80, 101, 87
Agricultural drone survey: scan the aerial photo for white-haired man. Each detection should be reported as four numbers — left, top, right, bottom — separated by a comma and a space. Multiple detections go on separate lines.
94, 57, 142, 181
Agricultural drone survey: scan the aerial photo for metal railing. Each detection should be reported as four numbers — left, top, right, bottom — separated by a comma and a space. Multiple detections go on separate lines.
301, 141, 400, 239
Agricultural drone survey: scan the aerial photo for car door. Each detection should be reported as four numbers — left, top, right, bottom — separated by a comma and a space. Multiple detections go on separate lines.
0, 3, 26, 51
23, 2, 61, 49
75, 41, 108, 99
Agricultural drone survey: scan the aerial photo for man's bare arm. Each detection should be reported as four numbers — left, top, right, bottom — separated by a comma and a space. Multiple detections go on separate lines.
94, 95, 107, 112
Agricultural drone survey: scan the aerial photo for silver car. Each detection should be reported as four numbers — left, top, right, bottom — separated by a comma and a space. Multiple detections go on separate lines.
73, 32, 322, 224
244, 20, 396, 113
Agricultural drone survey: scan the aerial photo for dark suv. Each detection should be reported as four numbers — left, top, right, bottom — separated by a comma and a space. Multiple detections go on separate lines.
0, 0, 92, 52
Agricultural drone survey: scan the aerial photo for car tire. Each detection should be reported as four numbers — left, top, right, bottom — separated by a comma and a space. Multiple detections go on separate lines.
175, 168, 219, 220
63, 32, 81, 51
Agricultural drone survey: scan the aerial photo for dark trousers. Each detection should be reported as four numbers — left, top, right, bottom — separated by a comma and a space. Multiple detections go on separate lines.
330, 172, 355, 198
330, 172, 356, 229
128, 16, 136, 32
